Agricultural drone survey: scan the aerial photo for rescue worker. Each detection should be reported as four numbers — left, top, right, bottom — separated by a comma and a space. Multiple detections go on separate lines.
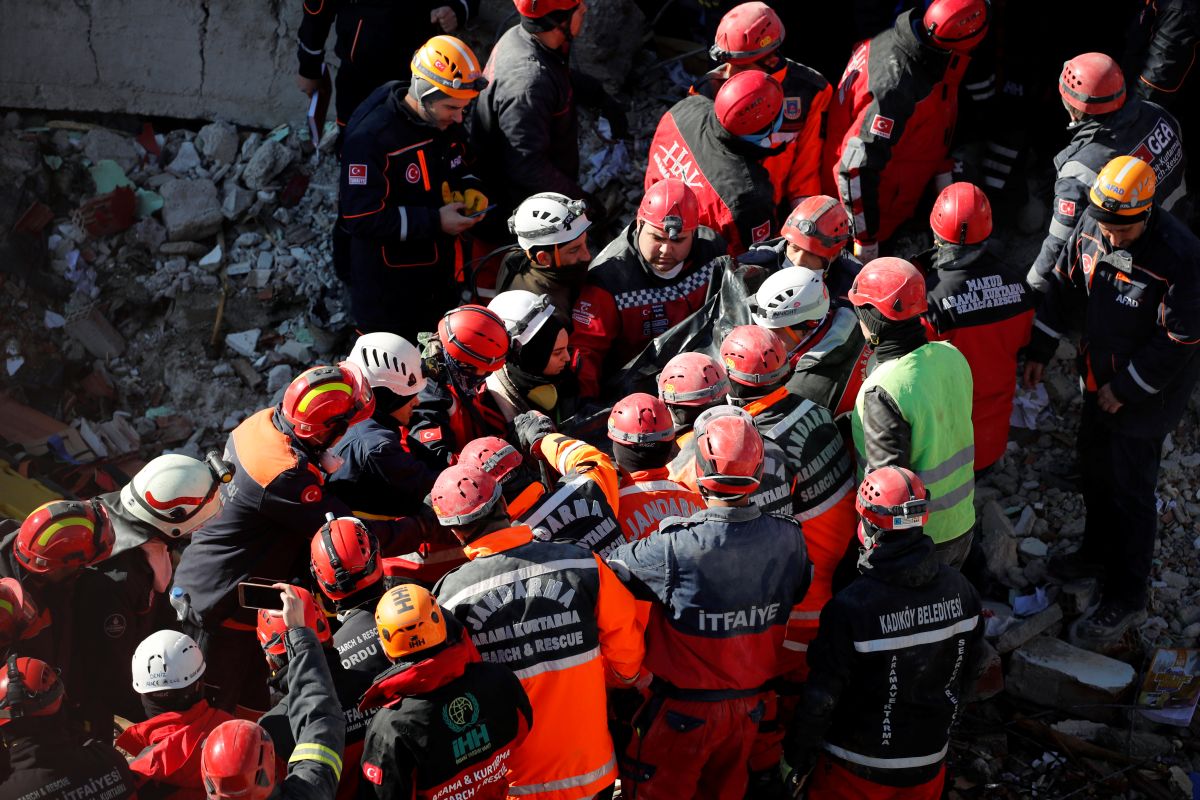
1024, 156, 1200, 645
0, 578, 42, 657
1029, 52, 1187, 290
744, 194, 861, 302
1123, 0, 1200, 110
822, 0, 991, 258
337, 36, 489, 338
199, 584, 346, 800
922, 183, 1035, 474
484, 290, 580, 425
645, 70, 785, 255
691, 2, 833, 209
431, 465, 644, 800
606, 413, 810, 800
606, 393, 705, 542
849, 258, 976, 568
296, 0, 479, 130
783, 467, 983, 799
492, 193, 592, 323
116, 630, 233, 799
0, 655, 137, 800
170, 363, 429, 712
471, 0, 627, 238
571, 180, 732, 398
328, 333, 439, 518
409, 304, 511, 465
357, 585, 534, 800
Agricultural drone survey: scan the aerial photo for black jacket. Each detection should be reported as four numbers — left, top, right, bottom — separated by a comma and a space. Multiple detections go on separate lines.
785, 532, 983, 787
494, 248, 587, 331
1124, 0, 1200, 105
328, 415, 439, 518
331, 606, 393, 690
0, 716, 136, 800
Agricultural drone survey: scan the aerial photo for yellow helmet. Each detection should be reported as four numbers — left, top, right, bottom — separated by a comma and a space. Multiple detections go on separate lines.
375, 584, 448, 661
1089, 155, 1156, 218
410, 36, 487, 101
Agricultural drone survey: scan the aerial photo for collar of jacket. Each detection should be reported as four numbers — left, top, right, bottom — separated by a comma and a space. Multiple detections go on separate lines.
686, 503, 759, 523
860, 530, 938, 586
358, 629, 482, 711
623, 466, 673, 486
522, 26, 570, 64
931, 240, 990, 271
895, 8, 954, 70
742, 386, 790, 416
387, 82, 444, 132
625, 222, 702, 283
464, 525, 535, 559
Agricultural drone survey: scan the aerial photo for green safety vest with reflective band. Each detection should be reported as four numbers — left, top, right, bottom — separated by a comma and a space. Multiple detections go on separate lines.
851, 342, 975, 544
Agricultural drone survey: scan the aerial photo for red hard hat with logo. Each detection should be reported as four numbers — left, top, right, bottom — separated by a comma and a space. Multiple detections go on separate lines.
782, 195, 851, 261
430, 465, 504, 526
930, 182, 993, 245
0, 656, 64, 726
513, 0, 580, 17
848, 257, 928, 321
638, 179, 700, 240
437, 305, 510, 373
0, 579, 41, 649
459, 437, 524, 483
255, 586, 331, 658
714, 70, 784, 136
657, 352, 730, 407
201, 720, 277, 800
720, 325, 790, 386
15, 499, 114, 574
1059, 52, 1126, 116
711, 2, 784, 64
922, 0, 990, 53
608, 393, 675, 445
856, 466, 930, 532
281, 362, 375, 445
694, 409, 765, 497
310, 514, 382, 601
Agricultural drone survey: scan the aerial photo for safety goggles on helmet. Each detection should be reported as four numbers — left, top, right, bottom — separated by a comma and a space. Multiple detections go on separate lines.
790, 198, 848, 250
125, 450, 234, 533
509, 294, 556, 349
508, 198, 588, 241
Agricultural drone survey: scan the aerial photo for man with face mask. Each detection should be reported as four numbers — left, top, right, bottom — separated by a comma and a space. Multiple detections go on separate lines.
571, 180, 733, 399
484, 291, 580, 425
645, 70, 785, 256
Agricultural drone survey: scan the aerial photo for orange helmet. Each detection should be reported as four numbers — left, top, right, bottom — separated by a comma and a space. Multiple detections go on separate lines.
15, 499, 114, 574
201, 720, 277, 800
1089, 155, 1156, 218
375, 584, 448, 661
930, 182, 992, 245
1059, 53, 1126, 116
781, 196, 852, 262
711, 2, 784, 64
281, 362, 375, 445
410, 36, 487, 101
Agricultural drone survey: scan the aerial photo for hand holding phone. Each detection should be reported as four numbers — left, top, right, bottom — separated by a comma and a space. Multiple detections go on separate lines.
238, 581, 285, 611
468, 204, 496, 219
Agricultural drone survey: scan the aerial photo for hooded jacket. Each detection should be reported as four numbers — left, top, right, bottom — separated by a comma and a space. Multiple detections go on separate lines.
116, 700, 234, 799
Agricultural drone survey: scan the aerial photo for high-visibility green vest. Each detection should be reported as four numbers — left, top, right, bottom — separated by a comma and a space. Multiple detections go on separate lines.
851, 342, 975, 544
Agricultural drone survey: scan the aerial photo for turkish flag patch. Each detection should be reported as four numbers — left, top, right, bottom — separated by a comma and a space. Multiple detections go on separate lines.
750, 221, 772, 243
362, 763, 383, 785
348, 164, 368, 185
405, 163, 421, 184
1057, 199, 1076, 217
418, 427, 443, 443
300, 485, 323, 504
870, 114, 895, 139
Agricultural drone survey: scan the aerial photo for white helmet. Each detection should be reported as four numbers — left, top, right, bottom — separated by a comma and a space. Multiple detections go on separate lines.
488, 291, 557, 351
121, 453, 229, 538
750, 267, 830, 329
131, 630, 206, 694
348, 332, 427, 397
508, 193, 591, 249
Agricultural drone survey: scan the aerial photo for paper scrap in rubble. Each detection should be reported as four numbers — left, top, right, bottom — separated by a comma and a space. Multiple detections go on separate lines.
89, 159, 134, 194
6, 357, 24, 376
1012, 586, 1051, 617
1010, 383, 1051, 430
43, 310, 66, 329
582, 139, 629, 193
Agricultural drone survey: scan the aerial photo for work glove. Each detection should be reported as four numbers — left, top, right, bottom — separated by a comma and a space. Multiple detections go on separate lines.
513, 410, 556, 456
441, 181, 465, 206
852, 239, 879, 262
463, 188, 489, 215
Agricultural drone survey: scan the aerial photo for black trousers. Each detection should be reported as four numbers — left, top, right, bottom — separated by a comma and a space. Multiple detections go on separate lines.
1076, 398, 1162, 608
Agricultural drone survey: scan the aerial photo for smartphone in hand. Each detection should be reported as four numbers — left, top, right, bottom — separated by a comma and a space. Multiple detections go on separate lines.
238, 582, 285, 611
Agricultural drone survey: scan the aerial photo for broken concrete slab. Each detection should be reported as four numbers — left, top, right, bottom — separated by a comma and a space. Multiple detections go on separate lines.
81, 128, 138, 172
266, 364, 292, 394
166, 141, 202, 174
997, 604, 1063, 654
197, 121, 239, 166
230, 358, 262, 390
64, 304, 125, 359
222, 184, 254, 220
1019, 537, 1049, 558
979, 500, 1019, 582
160, 178, 222, 241
243, 139, 292, 190
159, 241, 209, 258
225, 328, 260, 358
1007, 637, 1136, 717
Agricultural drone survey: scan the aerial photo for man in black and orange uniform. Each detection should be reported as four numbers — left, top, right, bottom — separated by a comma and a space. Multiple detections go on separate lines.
296, 0, 479, 130
607, 413, 809, 800
821, 0, 990, 260
359, 585, 533, 800
922, 183, 1034, 475
431, 465, 644, 800
691, 2, 832, 210
646, 70, 785, 256
171, 364, 431, 711
571, 180, 731, 399
337, 36, 489, 338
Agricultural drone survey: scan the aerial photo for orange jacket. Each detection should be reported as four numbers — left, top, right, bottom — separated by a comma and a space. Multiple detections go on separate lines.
434, 525, 643, 800
616, 468, 704, 542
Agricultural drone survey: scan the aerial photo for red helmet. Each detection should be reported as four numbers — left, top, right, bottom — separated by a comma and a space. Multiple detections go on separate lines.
782, 195, 851, 261
201, 720, 277, 800
255, 586, 331, 658
437, 305, 509, 373
608, 393, 675, 445
15, 499, 114, 574
310, 515, 382, 601
430, 465, 503, 526
922, 0, 989, 53
714, 70, 784, 137
459, 437, 523, 483
1059, 52, 1126, 115
694, 409, 764, 497
638, 179, 700, 241
0, 579, 41, 649
657, 352, 730, 407
0, 656, 64, 725
720, 325, 790, 386
848, 258, 928, 321
856, 467, 929, 532
513, 0, 579, 18
281, 362, 375, 445
711, 2, 784, 64
930, 182, 992, 245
